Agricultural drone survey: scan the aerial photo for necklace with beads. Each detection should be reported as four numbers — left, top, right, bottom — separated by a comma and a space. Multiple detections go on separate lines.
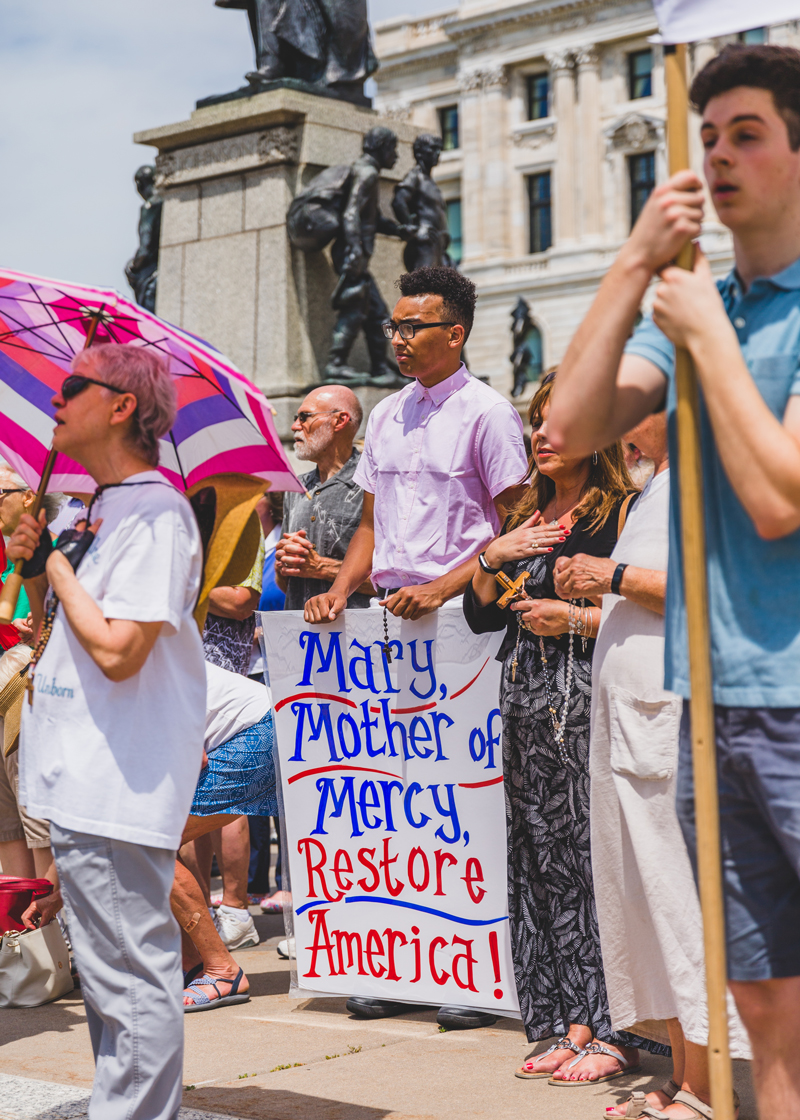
536, 598, 586, 765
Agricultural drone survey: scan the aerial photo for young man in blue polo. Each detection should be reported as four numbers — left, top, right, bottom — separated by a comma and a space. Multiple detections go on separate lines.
548, 44, 800, 1120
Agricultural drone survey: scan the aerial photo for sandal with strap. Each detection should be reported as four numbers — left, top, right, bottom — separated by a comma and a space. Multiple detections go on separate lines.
515, 1036, 587, 1079
183, 966, 250, 1013
641, 1089, 740, 1120
550, 1041, 642, 1086
183, 962, 203, 989
605, 1078, 681, 1118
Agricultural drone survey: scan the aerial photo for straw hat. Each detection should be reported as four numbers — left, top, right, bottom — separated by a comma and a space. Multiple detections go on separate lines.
0, 664, 29, 758
187, 473, 268, 631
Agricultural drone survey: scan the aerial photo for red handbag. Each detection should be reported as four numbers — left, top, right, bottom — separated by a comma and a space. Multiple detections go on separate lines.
0, 876, 53, 933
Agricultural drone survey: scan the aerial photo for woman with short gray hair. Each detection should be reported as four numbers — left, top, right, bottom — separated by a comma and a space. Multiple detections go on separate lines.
7, 343, 205, 1120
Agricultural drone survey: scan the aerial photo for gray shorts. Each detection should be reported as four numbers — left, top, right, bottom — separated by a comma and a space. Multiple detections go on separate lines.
677, 704, 800, 981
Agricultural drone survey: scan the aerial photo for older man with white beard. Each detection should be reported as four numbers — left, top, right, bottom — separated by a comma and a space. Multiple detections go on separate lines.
276, 386, 374, 610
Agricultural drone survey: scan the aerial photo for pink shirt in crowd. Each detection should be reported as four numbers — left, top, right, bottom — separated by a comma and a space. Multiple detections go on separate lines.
353, 364, 528, 590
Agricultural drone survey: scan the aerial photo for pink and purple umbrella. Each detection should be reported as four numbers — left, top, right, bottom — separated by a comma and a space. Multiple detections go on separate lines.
0, 268, 303, 495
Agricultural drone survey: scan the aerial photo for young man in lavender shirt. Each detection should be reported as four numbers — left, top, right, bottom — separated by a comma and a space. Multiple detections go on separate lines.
304, 267, 528, 1028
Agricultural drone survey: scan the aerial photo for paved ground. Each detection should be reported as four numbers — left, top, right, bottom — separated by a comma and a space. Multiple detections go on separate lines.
0, 911, 756, 1120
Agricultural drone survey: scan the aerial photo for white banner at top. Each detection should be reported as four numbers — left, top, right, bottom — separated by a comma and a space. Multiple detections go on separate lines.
651, 0, 800, 43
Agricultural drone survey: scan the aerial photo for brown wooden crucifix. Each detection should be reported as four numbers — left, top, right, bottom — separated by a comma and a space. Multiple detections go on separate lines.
495, 570, 530, 609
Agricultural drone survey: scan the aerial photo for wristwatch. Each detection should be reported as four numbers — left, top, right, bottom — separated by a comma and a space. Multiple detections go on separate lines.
478, 551, 502, 576
611, 562, 628, 596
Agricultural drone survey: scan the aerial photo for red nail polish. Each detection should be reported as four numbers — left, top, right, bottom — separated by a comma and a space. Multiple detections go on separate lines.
548, 548, 553, 552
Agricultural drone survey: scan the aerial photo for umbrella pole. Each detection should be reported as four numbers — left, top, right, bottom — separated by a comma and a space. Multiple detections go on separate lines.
664, 44, 734, 1120
0, 310, 103, 624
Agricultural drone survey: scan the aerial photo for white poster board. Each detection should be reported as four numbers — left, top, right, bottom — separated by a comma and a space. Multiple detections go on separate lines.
261, 608, 520, 1017
650, 0, 800, 42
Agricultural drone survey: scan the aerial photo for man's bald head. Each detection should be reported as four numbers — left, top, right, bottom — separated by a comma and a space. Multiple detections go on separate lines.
292, 385, 363, 463
304, 386, 362, 433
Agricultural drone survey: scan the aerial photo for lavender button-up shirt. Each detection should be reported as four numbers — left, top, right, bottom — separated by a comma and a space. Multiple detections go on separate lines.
353, 364, 528, 590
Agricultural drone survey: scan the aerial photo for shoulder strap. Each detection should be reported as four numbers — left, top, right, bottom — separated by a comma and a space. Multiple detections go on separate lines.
617, 491, 640, 540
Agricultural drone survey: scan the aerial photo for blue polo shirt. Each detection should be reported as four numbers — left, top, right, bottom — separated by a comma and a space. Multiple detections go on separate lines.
625, 258, 800, 707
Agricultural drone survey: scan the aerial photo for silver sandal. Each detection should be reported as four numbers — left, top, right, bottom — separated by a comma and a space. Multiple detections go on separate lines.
516, 1036, 587, 1079
641, 1089, 740, 1120
549, 1041, 641, 1086
604, 1078, 680, 1118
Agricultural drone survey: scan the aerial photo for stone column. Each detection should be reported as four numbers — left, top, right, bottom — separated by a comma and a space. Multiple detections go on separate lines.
575, 45, 602, 241
458, 64, 509, 264
547, 50, 577, 245
479, 65, 510, 259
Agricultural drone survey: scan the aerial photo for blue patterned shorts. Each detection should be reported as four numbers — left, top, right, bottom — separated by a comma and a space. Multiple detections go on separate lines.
191, 712, 278, 818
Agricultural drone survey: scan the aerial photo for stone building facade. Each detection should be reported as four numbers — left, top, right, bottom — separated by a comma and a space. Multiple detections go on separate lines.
373, 1, 795, 391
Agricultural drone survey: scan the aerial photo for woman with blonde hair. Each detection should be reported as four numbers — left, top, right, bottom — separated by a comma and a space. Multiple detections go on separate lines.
464, 371, 668, 1084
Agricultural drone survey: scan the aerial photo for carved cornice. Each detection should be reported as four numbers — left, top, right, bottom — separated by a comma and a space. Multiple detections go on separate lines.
603, 112, 664, 158
512, 119, 557, 149
458, 63, 508, 91
443, 0, 649, 42
155, 126, 300, 187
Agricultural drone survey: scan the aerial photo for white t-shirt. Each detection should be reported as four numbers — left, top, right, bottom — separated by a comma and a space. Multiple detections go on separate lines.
205, 661, 271, 753
20, 471, 206, 850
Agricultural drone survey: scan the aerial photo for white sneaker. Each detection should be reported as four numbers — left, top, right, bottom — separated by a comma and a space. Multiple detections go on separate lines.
214, 906, 260, 950
276, 937, 296, 959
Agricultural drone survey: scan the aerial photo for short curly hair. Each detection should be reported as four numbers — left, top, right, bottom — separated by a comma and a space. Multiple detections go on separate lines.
690, 44, 800, 150
396, 266, 478, 341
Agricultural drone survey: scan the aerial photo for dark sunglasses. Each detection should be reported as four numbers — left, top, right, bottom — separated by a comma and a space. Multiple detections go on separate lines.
292, 409, 338, 425
381, 320, 456, 341
0, 488, 26, 496
61, 374, 129, 401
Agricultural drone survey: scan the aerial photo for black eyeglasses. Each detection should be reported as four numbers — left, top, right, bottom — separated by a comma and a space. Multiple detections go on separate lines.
61, 374, 129, 400
382, 320, 456, 341
0, 488, 26, 496
292, 409, 338, 425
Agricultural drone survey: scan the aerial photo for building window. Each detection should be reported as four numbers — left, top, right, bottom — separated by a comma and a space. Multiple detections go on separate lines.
739, 27, 766, 43
446, 199, 463, 265
628, 49, 653, 99
629, 151, 656, 228
528, 172, 552, 254
438, 105, 459, 151
527, 74, 550, 120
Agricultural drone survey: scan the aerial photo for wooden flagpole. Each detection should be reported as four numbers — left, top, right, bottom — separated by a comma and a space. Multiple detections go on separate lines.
0, 309, 104, 624
663, 43, 734, 1120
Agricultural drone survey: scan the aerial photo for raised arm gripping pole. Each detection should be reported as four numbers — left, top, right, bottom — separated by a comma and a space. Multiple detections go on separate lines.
665, 43, 734, 1120
0, 309, 104, 624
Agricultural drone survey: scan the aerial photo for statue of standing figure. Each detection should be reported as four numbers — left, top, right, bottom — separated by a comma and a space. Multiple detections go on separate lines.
124, 166, 162, 314
510, 297, 541, 399
392, 134, 454, 272
287, 126, 407, 388
215, 0, 377, 104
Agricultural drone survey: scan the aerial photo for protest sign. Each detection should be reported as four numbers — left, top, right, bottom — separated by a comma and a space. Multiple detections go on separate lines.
650, 0, 800, 42
261, 608, 520, 1016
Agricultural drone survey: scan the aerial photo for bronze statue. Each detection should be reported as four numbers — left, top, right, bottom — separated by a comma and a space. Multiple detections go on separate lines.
510, 297, 541, 399
392, 134, 454, 272
215, 0, 377, 104
287, 126, 406, 388
124, 166, 162, 314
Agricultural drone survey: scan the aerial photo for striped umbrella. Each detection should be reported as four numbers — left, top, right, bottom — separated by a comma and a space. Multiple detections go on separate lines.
0, 268, 303, 494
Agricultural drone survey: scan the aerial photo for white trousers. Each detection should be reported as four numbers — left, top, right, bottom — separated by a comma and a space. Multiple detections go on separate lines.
51, 823, 184, 1120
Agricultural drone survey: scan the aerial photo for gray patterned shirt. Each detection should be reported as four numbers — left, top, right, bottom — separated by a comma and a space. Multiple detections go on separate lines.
282, 449, 371, 611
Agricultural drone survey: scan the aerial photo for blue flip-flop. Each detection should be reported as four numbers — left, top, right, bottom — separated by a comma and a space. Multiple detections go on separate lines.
183, 967, 250, 1013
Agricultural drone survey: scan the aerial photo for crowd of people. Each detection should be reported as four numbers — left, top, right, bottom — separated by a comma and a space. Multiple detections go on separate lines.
1, 39, 799, 1120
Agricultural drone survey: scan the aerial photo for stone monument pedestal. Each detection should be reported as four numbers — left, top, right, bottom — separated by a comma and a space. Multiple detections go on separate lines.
134, 88, 421, 445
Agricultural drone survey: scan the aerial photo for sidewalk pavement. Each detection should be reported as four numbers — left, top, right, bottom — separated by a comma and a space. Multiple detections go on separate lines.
0, 912, 755, 1120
